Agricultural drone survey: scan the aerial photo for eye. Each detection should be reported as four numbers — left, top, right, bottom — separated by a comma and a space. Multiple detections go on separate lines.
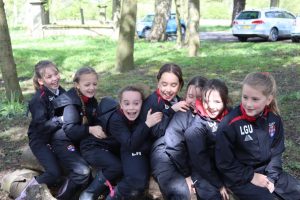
171, 83, 178, 87
242, 95, 248, 100
162, 83, 168, 87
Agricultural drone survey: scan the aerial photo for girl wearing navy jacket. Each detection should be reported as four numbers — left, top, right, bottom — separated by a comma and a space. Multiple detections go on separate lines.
160, 76, 207, 200
105, 85, 162, 200
17, 60, 65, 200
52, 67, 106, 200
184, 79, 230, 200
140, 63, 190, 199
215, 72, 300, 200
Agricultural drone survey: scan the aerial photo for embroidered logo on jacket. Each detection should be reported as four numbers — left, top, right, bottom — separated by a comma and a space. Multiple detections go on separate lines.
207, 121, 218, 133
268, 122, 276, 137
165, 104, 170, 109
240, 125, 253, 141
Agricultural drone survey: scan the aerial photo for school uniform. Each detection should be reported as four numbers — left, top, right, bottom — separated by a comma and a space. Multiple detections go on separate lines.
51, 88, 93, 200
140, 90, 183, 199
184, 100, 228, 200
215, 104, 300, 200
27, 86, 65, 186
159, 110, 196, 200
106, 109, 152, 199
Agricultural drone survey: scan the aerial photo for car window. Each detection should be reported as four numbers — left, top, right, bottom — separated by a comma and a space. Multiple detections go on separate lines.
265, 11, 275, 18
170, 14, 176, 20
274, 11, 285, 18
237, 11, 260, 20
283, 12, 295, 19
142, 15, 154, 22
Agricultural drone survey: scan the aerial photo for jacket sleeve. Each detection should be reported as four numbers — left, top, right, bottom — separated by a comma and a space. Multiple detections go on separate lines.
165, 112, 190, 177
109, 115, 150, 151
62, 104, 89, 142
215, 119, 255, 186
29, 97, 61, 135
265, 118, 285, 183
185, 120, 223, 188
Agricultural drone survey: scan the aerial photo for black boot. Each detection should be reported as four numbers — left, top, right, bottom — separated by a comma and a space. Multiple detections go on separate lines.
79, 172, 108, 200
56, 178, 78, 200
105, 187, 122, 200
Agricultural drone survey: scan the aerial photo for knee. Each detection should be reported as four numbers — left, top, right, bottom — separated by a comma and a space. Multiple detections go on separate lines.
73, 164, 91, 183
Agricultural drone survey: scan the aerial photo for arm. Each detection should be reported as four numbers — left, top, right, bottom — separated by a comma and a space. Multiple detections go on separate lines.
185, 122, 223, 188
215, 120, 254, 186
165, 111, 191, 177
109, 114, 150, 151
265, 118, 285, 183
62, 104, 89, 142
29, 97, 62, 135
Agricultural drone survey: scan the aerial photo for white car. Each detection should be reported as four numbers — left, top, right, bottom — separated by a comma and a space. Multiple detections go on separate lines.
291, 16, 300, 42
232, 8, 296, 42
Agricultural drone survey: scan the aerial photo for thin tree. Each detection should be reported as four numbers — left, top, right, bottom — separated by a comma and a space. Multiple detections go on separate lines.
0, 0, 23, 102
149, 0, 172, 42
175, 0, 183, 47
231, 0, 246, 26
188, 0, 200, 57
115, 0, 137, 72
270, 0, 279, 8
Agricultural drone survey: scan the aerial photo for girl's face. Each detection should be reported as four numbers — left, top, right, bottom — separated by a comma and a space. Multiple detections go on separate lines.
242, 84, 273, 117
203, 89, 224, 119
120, 91, 143, 121
157, 72, 181, 101
75, 73, 98, 98
38, 66, 60, 90
185, 85, 202, 110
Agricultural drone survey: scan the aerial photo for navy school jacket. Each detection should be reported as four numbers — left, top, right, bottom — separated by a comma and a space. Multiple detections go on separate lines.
52, 88, 98, 143
107, 109, 151, 154
140, 90, 180, 148
27, 86, 65, 143
215, 105, 285, 187
164, 110, 196, 177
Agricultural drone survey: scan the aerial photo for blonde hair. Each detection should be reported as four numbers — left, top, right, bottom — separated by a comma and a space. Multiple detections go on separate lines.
242, 72, 279, 115
33, 60, 58, 91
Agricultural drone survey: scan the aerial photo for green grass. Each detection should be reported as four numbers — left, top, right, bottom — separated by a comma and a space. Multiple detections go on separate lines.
3, 29, 300, 174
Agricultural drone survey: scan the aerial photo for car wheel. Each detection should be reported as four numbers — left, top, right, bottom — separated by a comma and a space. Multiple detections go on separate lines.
237, 36, 248, 42
291, 37, 300, 43
144, 29, 151, 39
268, 28, 279, 42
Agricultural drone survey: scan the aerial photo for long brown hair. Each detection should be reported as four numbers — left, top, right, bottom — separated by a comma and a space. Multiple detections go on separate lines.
33, 60, 58, 91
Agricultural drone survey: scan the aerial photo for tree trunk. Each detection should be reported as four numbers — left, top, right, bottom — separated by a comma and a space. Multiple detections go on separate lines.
188, 0, 200, 57
42, 0, 50, 25
112, 0, 121, 39
149, 0, 172, 42
231, 0, 246, 26
115, 0, 137, 72
0, 0, 23, 102
175, 0, 183, 47
270, 0, 279, 8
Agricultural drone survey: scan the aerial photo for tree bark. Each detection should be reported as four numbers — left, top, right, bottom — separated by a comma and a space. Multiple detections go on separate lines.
0, 0, 23, 102
270, 0, 279, 8
149, 0, 172, 42
175, 0, 183, 47
188, 0, 200, 57
115, 0, 137, 72
231, 0, 246, 26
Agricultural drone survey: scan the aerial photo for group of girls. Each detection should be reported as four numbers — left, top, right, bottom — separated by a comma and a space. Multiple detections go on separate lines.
18, 60, 300, 200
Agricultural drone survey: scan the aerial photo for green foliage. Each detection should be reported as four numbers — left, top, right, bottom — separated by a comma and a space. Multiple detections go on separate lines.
0, 93, 26, 119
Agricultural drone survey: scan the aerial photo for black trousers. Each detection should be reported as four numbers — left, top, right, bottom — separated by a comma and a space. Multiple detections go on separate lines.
52, 139, 90, 186
151, 146, 190, 200
117, 150, 149, 199
29, 139, 62, 186
81, 147, 122, 181
230, 171, 300, 200
191, 174, 222, 200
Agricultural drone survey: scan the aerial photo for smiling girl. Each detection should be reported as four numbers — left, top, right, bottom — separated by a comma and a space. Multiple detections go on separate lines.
105, 85, 162, 200
51, 67, 106, 200
215, 72, 300, 200
16, 60, 66, 200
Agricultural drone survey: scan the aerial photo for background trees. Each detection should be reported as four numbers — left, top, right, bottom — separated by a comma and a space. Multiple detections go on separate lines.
0, 0, 23, 102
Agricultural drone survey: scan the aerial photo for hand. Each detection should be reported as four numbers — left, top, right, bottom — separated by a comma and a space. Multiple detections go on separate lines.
171, 101, 190, 112
185, 176, 196, 194
267, 181, 275, 193
251, 173, 270, 189
220, 186, 229, 200
89, 125, 107, 139
145, 109, 163, 128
